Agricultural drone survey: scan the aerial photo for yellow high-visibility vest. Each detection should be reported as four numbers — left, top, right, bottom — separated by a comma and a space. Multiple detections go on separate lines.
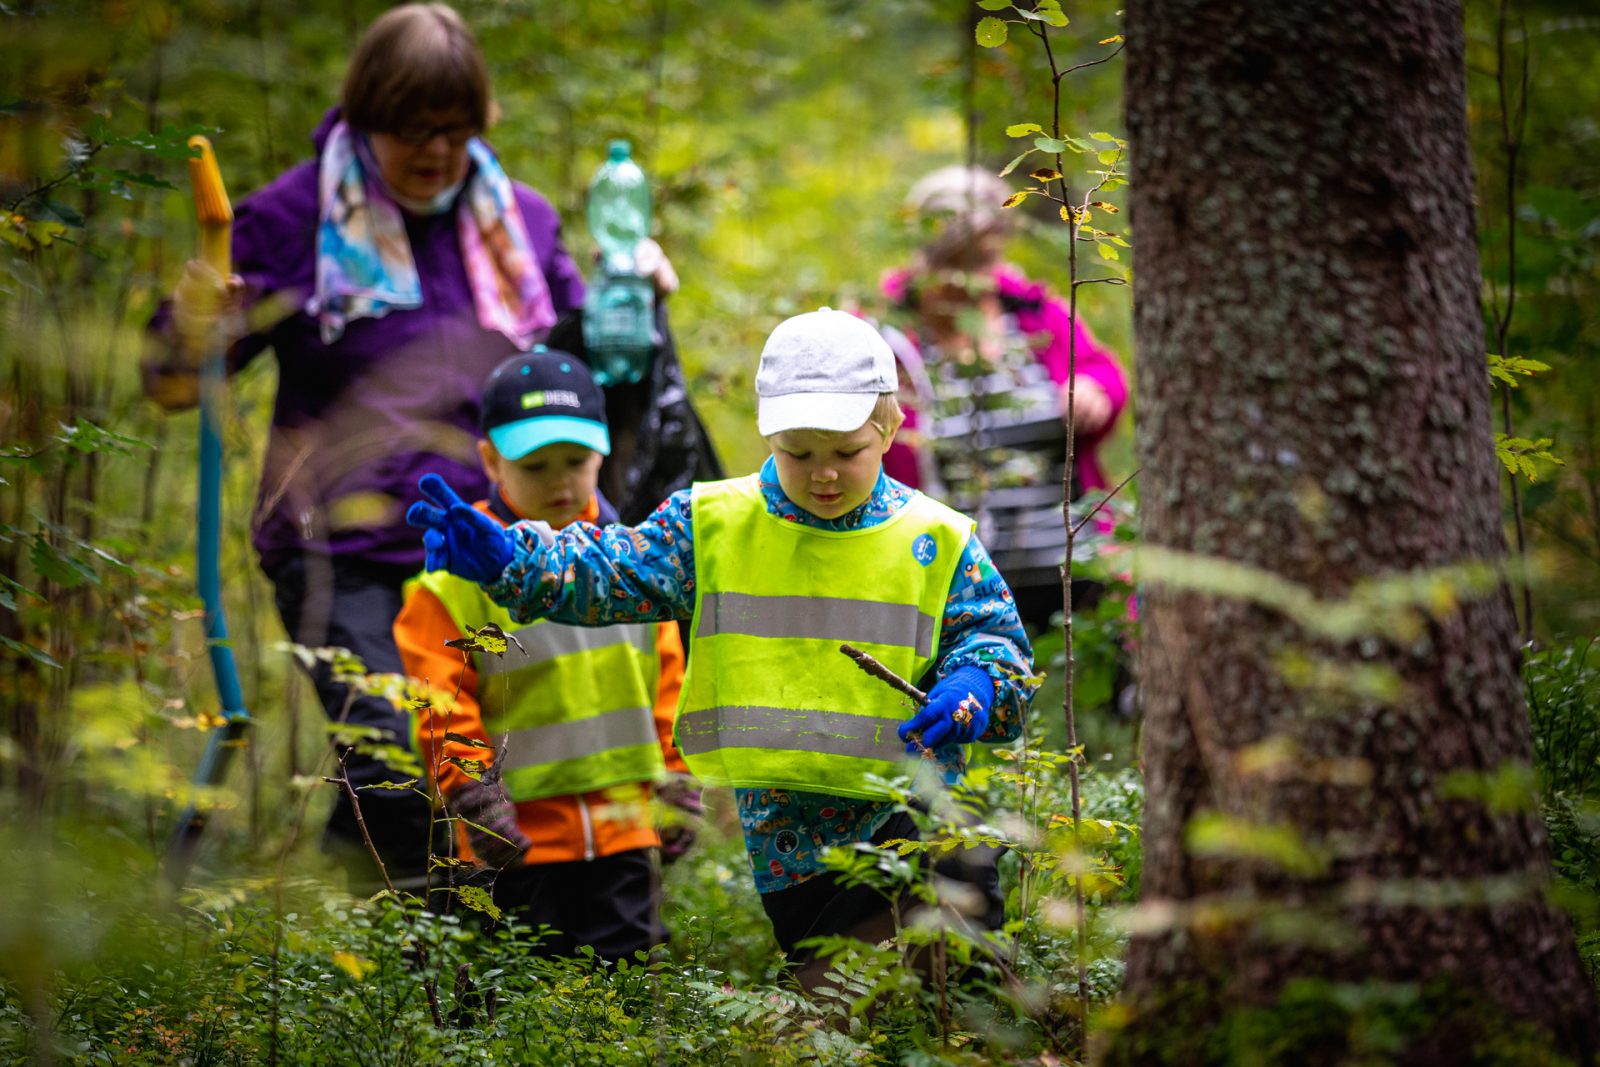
407, 570, 664, 802
677, 475, 970, 800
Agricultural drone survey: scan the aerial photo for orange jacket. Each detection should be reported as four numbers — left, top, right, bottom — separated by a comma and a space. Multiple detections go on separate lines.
393, 491, 688, 865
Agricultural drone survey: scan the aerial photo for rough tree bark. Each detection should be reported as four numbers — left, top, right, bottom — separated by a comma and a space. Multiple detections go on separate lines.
1107, 1, 1599, 1062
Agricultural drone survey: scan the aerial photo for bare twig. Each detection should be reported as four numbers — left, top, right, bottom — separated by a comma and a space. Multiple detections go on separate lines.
1492, 0, 1534, 646
1054, 43, 1126, 82
323, 761, 396, 898
1032, 7, 1102, 1034
2, 143, 105, 214
1072, 467, 1141, 537
320, 758, 451, 1030
411, 943, 445, 1029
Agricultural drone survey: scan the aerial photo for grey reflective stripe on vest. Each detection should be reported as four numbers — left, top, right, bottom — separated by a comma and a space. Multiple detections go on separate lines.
499, 704, 659, 768
476, 623, 654, 678
676, 705, 907, 763
695, 592, 936, 659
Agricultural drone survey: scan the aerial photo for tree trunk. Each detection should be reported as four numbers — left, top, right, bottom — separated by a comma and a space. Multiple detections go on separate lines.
1107, 1, 1599, 1062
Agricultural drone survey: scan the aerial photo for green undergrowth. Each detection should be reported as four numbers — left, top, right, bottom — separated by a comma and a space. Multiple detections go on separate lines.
0, 739, 1145, 1066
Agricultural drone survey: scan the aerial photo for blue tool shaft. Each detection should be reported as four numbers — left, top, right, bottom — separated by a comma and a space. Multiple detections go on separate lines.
166, 358, 251, 885
197, 359, 248, 720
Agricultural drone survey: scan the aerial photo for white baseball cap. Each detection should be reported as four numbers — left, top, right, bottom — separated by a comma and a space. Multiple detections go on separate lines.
755, 308, 897, 436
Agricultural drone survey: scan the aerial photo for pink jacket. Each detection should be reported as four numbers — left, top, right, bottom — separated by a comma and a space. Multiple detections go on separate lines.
880, 265, 1127, 493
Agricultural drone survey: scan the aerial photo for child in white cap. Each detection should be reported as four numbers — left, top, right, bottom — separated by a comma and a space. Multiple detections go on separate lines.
407, 308, 1034, 983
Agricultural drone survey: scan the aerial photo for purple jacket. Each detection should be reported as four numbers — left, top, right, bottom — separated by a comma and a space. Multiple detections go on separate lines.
184, 110, 585, 572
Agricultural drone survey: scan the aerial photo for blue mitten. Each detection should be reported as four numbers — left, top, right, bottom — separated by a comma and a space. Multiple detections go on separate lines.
897, 666, 995, 753
405, 473, 515, 583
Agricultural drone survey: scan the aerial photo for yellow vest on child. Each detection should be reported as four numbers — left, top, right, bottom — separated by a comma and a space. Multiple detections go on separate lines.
677, 474, 971, 800
406, 570, 665, 803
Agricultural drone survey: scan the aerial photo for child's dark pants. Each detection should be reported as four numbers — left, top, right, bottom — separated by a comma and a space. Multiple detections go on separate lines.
488, 848, 664, 964
759, 811, 1005, 982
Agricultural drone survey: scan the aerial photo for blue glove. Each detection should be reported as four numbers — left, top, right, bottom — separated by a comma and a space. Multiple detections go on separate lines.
897, 666, 995, 753
404, 473, 515, 584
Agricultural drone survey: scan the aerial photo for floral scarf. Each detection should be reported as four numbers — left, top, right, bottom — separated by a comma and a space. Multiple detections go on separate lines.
310, 120, 556, 347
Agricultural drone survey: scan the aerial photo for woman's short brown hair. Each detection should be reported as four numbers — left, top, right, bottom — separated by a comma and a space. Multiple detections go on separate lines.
341, 3, 491, 133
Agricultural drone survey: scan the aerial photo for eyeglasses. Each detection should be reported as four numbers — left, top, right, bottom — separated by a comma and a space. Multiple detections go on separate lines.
388, 122, 479, 148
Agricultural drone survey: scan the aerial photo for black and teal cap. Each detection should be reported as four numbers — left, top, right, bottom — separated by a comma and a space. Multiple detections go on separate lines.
479, 346, 611, 461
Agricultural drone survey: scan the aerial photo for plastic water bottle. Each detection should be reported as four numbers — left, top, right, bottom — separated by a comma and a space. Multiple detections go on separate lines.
583, 140, 655, 385
587, 140, 650, 272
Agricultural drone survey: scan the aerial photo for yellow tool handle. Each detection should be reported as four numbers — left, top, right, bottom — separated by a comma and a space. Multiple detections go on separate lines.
186, 135, 233, 276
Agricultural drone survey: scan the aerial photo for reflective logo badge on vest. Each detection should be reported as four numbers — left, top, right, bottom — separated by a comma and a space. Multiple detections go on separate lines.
912, 533, 938, 567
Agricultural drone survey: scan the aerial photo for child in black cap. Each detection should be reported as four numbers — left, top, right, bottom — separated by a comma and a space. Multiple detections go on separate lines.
393, 346, 699, 962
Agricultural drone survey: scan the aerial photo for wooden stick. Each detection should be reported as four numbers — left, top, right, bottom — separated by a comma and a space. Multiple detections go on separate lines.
839, 644, 928, 705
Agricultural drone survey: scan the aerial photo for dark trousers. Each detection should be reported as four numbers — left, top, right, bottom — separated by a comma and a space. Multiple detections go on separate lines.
489, 848, 664, 964
760, 812, 1005, 970
267, 553, 441, 884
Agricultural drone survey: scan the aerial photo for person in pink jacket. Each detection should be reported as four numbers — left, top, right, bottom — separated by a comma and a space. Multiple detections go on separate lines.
880, 165, 1128, 630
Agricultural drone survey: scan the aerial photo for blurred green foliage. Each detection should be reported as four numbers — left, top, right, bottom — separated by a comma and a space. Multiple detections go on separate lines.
2, 0, 1599, 1060
1466, 1, 1600, 635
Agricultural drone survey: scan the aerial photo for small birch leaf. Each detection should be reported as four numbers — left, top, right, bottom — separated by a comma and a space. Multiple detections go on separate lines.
999, 150, 1036, 177
976, 17, 1008, 47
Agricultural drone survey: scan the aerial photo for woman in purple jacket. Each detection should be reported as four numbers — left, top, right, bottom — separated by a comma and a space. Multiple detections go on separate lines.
144, 4, 600, 885
880, 165, 1129, 631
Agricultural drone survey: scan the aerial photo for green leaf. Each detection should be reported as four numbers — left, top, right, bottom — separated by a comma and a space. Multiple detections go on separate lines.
356, 779, 420, 792
455, 815, 518, 850
443, 756, 486, 781
29, 536, 96, 589
975, 16, 1008, 47
451, 884, 503, 921
1034, 136, 1069, 153
443, 731, 491, 750
976, 0, 1011, 8
445, 622, 510, 656
99, 122, 218, 160
1494, 432, 1564, 482
1034, 2, 1069, 26
1097, 148, 1122, 165
998, 150, 1036, 177
1485, 353, 1551, 388
108, 169, 176, 191
1440, 762, 1539, 814
56, 418, 150, 456
1005, 122, 1044, 138
1, 634, 61, 669
1187, 811, 1329, 877
326, 722, 385, 742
